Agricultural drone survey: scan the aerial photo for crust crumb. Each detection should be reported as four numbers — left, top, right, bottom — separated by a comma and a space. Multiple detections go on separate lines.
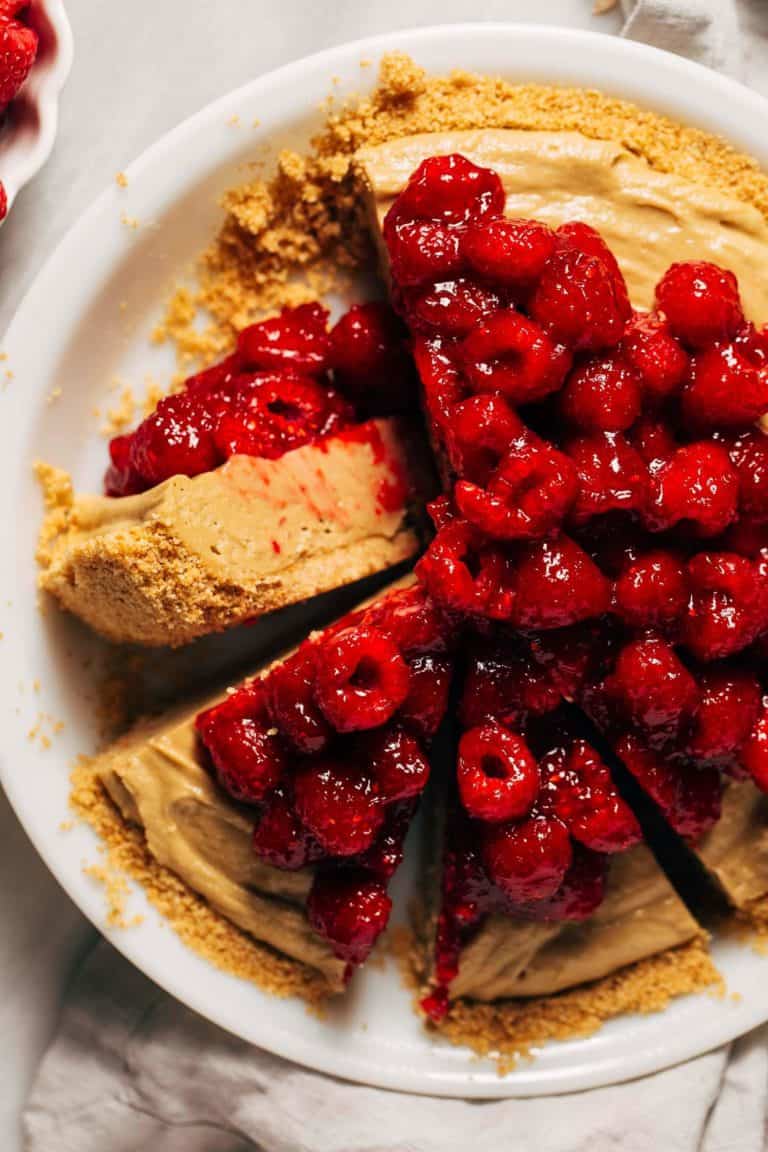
429, 938, 721, 1067
70, 757, 333, 1005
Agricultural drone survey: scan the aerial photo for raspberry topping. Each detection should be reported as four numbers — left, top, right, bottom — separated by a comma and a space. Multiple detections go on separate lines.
621, 313, 689, 404
542, 740, 642, 854
616, 734, 722, 840
566, 431, 649, 527
463, 218, 556, 288
612, 549, 689, 629
457, 722, 540, 822
647, 442, 738, 537
460, 311, 571, 404
384, 153, 505, 230
314, 625, 410, 732
416, 521, 516, 620
560, 355, 642, 433
293, 758, 383, 856
681, 551, 767, 660
196, 700, 286, 804
307, 871, 391, 965
0, 12, 37, 108
656, 262, 744, 349
683, 341, 768, 430
686, 667, 762, 762
365, 725, 430, 802
237, 303, 331, 374
530, 245, 628, 351
252, 787, 320, 870
329, 302, 412, 412
604, 635, 700, 746
481, 814, 573, 903
740, 699, 768, 792
510, 536, 611, 629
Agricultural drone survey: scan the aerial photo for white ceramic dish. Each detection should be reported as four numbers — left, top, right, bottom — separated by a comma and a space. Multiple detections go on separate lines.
0, 0, 72, 220
2, 24, 768, 1098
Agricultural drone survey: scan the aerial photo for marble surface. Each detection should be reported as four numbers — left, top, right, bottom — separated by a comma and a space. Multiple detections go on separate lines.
1, 2, 767, 1149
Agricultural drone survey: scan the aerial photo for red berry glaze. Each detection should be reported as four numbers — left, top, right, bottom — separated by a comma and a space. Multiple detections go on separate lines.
566, 432, 649, 527
0, 13, 37, 107
612, 549, 689, 629
464, 217, 556, 289
681, 551, 767, 660
617, 734, 722, 840
605, 634, 700, 745
365, 725, 430, 802
683, 341, 768, 430
252, 787, 320, 870
621, 313, 689, 404
686, 667, 762, 762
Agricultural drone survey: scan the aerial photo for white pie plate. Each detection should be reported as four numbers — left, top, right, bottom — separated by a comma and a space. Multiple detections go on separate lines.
2, 23, 768, 1098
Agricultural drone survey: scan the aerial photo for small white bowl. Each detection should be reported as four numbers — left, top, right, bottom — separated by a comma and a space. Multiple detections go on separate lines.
0, 0, 73, 220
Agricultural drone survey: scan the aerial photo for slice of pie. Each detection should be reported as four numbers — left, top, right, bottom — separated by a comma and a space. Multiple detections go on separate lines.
86, 578, 457, 990
38, 302, 431, 646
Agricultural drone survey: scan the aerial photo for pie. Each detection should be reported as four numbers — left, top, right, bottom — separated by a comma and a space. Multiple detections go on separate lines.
56, 60, 768, 1061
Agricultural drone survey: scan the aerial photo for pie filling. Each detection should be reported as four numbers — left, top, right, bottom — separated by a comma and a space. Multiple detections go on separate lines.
75, 143, 768, 1020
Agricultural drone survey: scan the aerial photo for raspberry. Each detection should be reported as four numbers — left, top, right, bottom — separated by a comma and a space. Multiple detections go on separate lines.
455, 441, 577, 540
621, 313, 689, 403
556, 222, 631, 320
655, 261, 744, 349
237, 303, 330, 375
566, 432, 649, 527
740, 699, 768, 791
328, 302, 411, 411
267, 644, 331, 754
723, 430, 768, 523
214, 373, 351, 461
307, 870, 391, 965
0, 180, 7, 222
104, 434, 144, 497
605, 635, 700, 744
617, 734, 722, 840
683, 342, 768, 430
197, 713, 286, 804
184, 354, 243, 399
128, 392, 223, 488
647, 441, 738, 537
559, 355, 642, 433
686, 668, 762, 761
293, 759, 383, 855
530, 247, 628, 351
446, 393, 527, 483
404, 278, 501, 337
398, 654, 452, 738
412, 336, 467, 428
364, 585, 452, 656
314, 626, 410, 732
365, 725, 430, 802
481, 814, 572, 903
460, 641, 561, 728
460, 311, 571, 404
383, 219, 464, 287
521, 846, 607, 921
681, 552, 767, 660
385, 154, 505, 228
457, 722, 540, 822
529, 620, 613, 702
251, 786, 320, 870
356, 799, 415, 880
612, 549, 689, 628
195, 679, 267, 737
416, 521, 516, 620
0, 15, 37, 106
542, 741, 641, 853
463, 217, 556, 288
629, 417, 678, 470
511, 536, 612, 629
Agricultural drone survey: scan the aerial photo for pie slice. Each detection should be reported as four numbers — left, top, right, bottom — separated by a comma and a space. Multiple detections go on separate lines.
86, 578, 457, 990
38, 302, 431, 647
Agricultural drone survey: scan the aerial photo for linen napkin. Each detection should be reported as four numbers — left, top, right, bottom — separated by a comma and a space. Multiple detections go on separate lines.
23, 2, 755, 1150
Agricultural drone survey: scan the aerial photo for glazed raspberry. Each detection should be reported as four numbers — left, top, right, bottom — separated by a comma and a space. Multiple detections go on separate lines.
605, 635, 700, 744
629, 416, 678, 470
398, 655, 452, 738
385, 154, 505, 228
566, 432, 649, 527
383, 220, 464, 287
739, 699, 768, 791
127, 392, 223, 488
0, 14, 37, 106
723, 430, 768, 522
647, 441, 738, 537
292, 758, 383, 855
460, 642, 561, 728
0, 181, 7, 223
683, 342, 768, 430
529, 620, 613, 703
314, 625, 410, 732
686, 668, 762, 761
721, 515, 768, 559
481, 814, 573, 903
267, 644, 331, 754
446, 393, 527, 483
555, 222, 631, 321
559, 355, 642, 433
612, 549, 689, 629
511, 536, 612, 629
413, 336, 467, 428
328, 302, 411, 411
307, 870, 391, 965
530, 246, 628, 351
364, 585, 452, 656
463, 217, 556, 289
521, 846, 607, 922
455, 441, 578, 540
617, 734, 722, 840
655, 261, 744, 349
457, 722, 539, 822
460, 311, 571, 404
198, 714, 286, 804
621, 313, 689, 403
681, 552, 767, 660
416, 521, 516, 620
543, 741, 642, 854
195, 679, 267, 737
365, 725, 430, 802
214, 373, 351, 461
104, 434, 144, 497
405, 278, 502, 337
251, 786, 320, 870
237, 303, 330, 375
356, 799, 415, 880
